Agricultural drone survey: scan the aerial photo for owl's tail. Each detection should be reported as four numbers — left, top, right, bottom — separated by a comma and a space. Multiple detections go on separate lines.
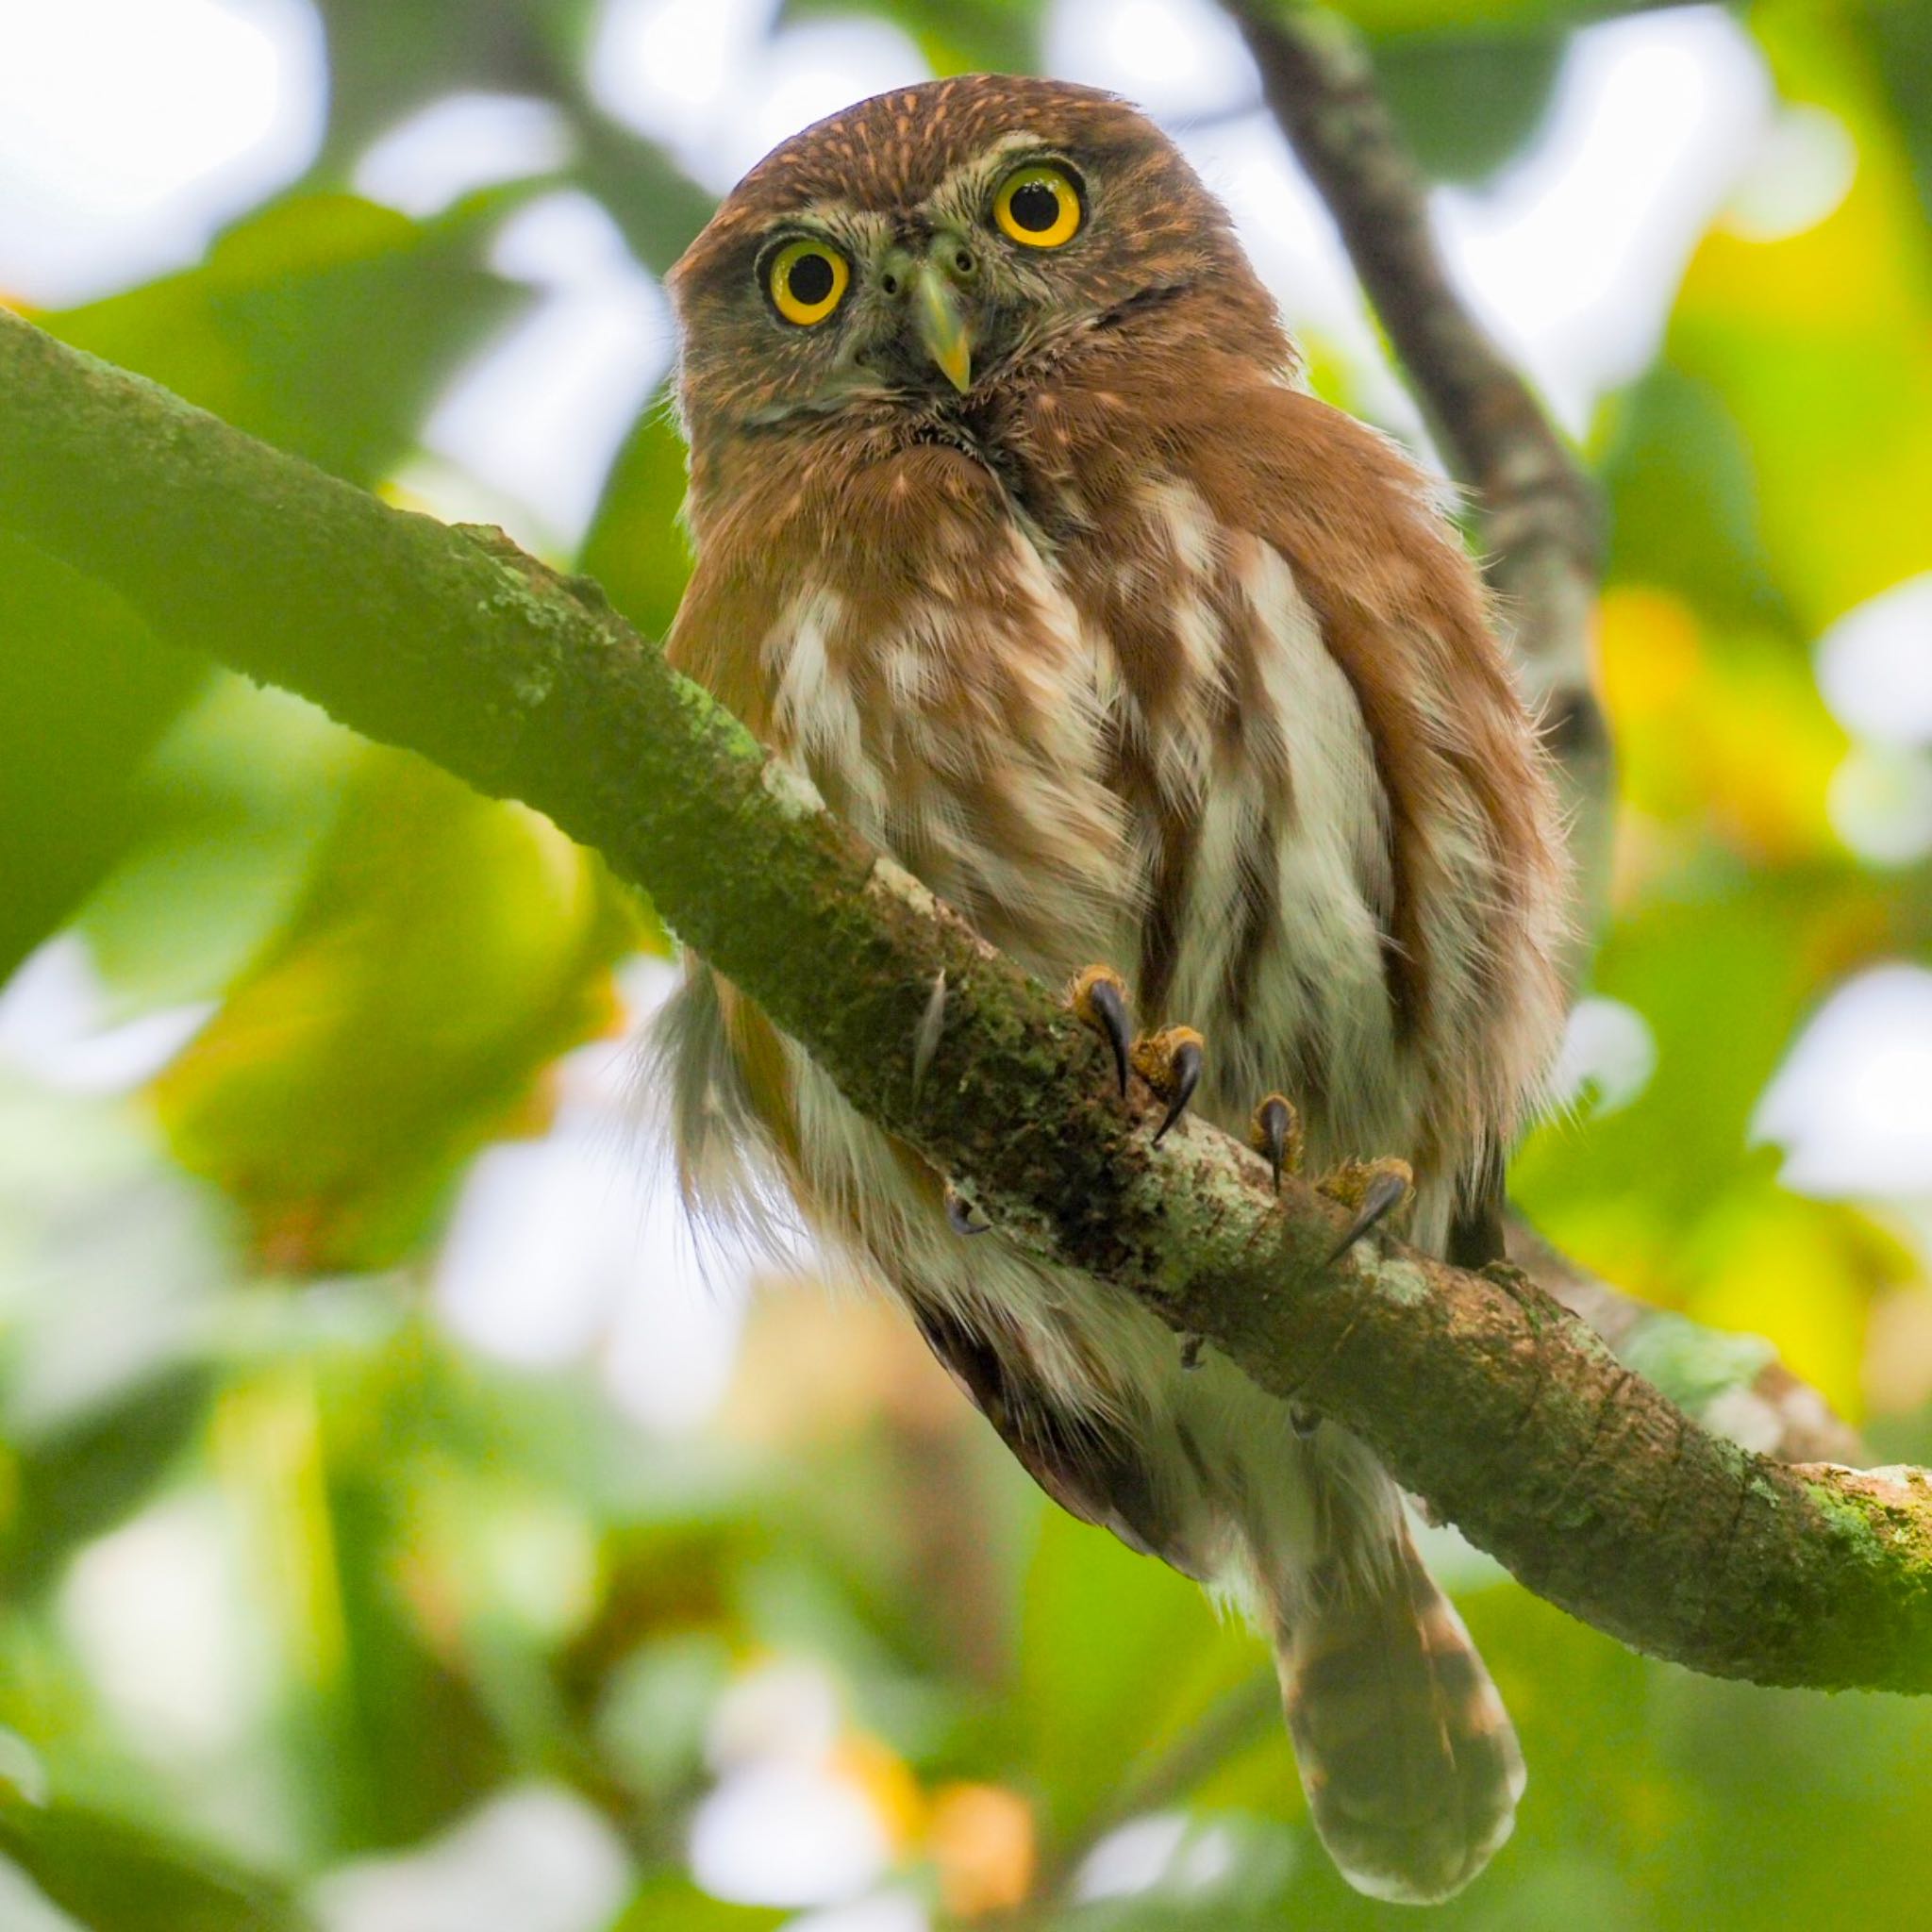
1271, 1528, 1524, 1905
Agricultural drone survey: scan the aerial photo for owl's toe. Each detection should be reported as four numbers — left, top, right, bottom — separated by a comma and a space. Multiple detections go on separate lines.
1316, 1157, 1415, 1263
1068, 964, 1132, 1097
944, 1184, 991, 1236
1067, 970, 1206, 1141
1250, 1093, 1303, 1192
1133, 1025, 1205, 1143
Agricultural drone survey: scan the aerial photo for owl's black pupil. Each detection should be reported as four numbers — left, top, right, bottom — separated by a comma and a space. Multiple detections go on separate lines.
787, 253, 835, 305
1009, 181, 1061, 232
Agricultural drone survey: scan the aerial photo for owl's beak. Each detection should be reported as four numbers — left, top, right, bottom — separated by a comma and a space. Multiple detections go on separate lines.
911, 257, 974, 394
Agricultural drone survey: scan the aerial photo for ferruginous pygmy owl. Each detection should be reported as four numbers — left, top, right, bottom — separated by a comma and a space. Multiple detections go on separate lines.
657, 75, 1567, 1904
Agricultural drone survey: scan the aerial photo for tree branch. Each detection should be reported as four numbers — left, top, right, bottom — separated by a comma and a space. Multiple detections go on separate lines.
1, 307, 1925, 1692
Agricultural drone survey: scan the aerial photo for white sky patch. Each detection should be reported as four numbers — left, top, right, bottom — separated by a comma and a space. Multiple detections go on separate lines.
1547, 994, 1659, 1118
787, 1894, 930, 1932
0, 0, 323, 304
1817, 573, 1932, 748
354, 92, 575, 218
1074, 1812, 1239, 1902
421, 192, 672, 550
1178, 109, 1420, 431
1128, 6, 1773, 444
706, 1657, 843, 1771
1438, 6, 1771, 434
688, 1658, 891, 1909
434, 971, 749, 1437
592, 0, 929, 192
59, 1492, 273, 1760
1755, 965, 1932, 1198
432, 1111, 747, 1434
0, 1861, 85, 1932
311, 1786, 631, 1932
717, 19, 931, 188
591, 0, 774, 174
434, 1130, 632, 1369
1828, 744, 1932, 868
0, 935, 211, 1096
1046, 0, 1254, 123
688, 1764, 891, 1907
1724, 100, 1858, 243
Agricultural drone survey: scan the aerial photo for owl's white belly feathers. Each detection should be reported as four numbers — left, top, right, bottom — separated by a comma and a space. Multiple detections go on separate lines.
762, 477, 1426, 1197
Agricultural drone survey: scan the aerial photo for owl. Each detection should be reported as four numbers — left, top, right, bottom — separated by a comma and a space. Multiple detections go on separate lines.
658, 75, 1567, 1904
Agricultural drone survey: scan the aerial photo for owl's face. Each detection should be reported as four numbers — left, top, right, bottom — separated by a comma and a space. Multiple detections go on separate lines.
669, 75, 1268, 446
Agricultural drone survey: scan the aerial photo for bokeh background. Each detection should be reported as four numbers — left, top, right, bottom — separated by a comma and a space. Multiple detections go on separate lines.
2, 0, 1931, 1926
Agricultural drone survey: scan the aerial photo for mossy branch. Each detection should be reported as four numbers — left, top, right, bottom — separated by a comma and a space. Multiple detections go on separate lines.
0, 305, 1924, 1692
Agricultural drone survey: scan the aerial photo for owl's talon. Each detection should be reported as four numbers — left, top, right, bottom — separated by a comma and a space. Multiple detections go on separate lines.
1156, 1038, 1203, 1142
1317, 1157, 1415, 1263
945, 1186, 991, 1236
1069, 964, 1132, 1097
1250, 1093, 1302, 1193
1133, 1025, 1205, 1143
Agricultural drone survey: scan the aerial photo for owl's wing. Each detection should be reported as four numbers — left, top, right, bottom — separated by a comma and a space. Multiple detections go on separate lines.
906, 1291, 1211, 1580
1042, 366, 1568, 1223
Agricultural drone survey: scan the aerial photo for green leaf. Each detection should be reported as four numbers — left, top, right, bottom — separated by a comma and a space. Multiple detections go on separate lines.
608, 1874, 786, 1930
570, 120, 720, 277
151, 748, 643, 1274
76, 678, 361, 1013
43, 192, 527, 487
0, 535, 204, 984
0, 1367, 214, 1596
209, 1348, 517, 1858
1598, 368, 1793, 634
1317, 0, 1714, 26
1054, 1813, 1298, 1928
576, 391, 694, 638
1658, 4, 1932, 633
1614, 1309, 1776, 1414
304, 0, 593, 175
1858, 0, 1932, 226
1017, 1509, 1265, 1839
0, 1800, 312, 1932
1372, 28, 1566, 183
2, 193, 528, 986
306, 0, 717, 274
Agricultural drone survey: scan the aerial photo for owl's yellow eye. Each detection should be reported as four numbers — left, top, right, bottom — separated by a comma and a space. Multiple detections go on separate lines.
767, 239, 850, 325
992, 163, 1083, 249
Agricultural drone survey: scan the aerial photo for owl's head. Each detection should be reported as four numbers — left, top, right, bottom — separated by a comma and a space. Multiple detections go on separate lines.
669, 75, 1274, 444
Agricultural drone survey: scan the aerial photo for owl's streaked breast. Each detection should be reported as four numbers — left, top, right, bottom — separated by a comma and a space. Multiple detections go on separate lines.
758, 509, 1134, 978
730, 450, 1418, 1175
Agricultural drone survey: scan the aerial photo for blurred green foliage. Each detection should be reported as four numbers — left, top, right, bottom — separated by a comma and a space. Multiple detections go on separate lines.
1, 1, 1930, 1928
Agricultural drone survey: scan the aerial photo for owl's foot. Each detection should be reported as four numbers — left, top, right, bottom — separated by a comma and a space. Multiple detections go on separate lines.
1068, 966, 1204, 1141
944, 1184, 991, 1236
1316, 1157, 1415, 1263
1249, 1093, 1304, 1193
1133, 1026, 1205, 1143
1069, 964, 1132, 1096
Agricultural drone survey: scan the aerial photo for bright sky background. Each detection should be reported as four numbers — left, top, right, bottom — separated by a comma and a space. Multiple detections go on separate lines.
0, 8, 1928, 1921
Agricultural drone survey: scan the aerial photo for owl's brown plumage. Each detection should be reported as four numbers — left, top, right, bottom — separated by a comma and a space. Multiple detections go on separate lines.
658, 75, 1565, 1903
